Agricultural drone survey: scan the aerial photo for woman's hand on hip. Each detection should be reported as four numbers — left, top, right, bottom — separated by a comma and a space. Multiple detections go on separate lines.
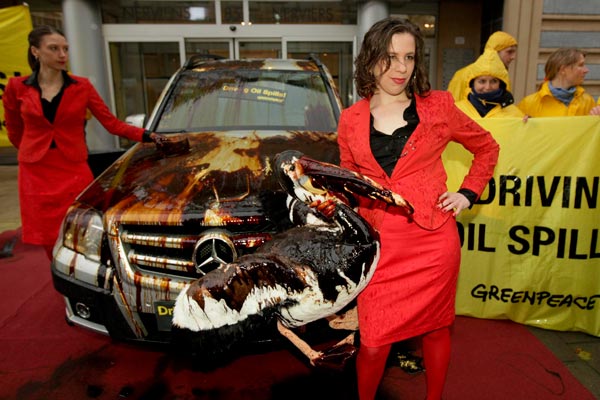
437, 192, 470, 216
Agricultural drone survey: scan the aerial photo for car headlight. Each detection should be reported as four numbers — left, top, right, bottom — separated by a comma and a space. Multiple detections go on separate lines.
60, 202, 104, 262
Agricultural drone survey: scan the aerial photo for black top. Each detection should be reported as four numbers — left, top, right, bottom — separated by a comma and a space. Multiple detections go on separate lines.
369, 98, 419, 177
26, 69, 74, 124
40, 89, 65, 124
27, 70, 73, 149
369, 98, 477, 207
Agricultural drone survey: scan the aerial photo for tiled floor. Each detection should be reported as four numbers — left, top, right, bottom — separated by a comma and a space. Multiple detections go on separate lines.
0, 148, 598, 398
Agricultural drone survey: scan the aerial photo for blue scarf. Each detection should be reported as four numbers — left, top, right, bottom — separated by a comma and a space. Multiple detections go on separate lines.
548, 82, 576, 106
467, 84, 514, 117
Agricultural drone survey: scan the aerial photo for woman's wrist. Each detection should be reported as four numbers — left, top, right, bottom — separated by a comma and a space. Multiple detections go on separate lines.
457, 188, 477, 208
142, 130, 152, 142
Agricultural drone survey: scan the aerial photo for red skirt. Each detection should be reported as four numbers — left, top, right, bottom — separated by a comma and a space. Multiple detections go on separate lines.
357, 210, 461, 347
18, 149, 94, 246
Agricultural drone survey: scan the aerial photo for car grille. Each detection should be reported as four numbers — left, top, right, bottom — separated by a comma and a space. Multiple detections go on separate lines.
118, 224, 275, 279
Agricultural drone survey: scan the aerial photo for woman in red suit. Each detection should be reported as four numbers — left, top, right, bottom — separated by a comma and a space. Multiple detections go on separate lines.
338, 19, 500, 399
3, 25, 164, 260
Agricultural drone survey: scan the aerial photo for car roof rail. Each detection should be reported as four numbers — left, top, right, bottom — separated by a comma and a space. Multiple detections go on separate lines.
184, 54, 226, 69
308, 52, 341, 121
308, 53, 324, 68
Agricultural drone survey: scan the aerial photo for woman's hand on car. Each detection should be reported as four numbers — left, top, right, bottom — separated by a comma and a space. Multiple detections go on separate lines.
149, 132, 168, 144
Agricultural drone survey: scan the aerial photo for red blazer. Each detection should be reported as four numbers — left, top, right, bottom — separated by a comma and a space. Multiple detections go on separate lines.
3, 73, 144, 163
337, 90, 500, 230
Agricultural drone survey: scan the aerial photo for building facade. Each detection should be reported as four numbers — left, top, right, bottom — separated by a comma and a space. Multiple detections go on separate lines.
16, 0, 600, 151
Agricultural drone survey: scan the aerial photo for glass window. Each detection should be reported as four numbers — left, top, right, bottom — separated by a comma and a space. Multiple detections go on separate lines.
287, 41, 353, 107
239, 41, 282, 59
101, 1, 215, 24
222, 1, 244, 24
30, 12, 63, 29
109, 42, 180, 146
26, 0, 63, 28
393, 14, 437, 38
185, 40, 231, 60
249, 1, 356, 24
155, 68, 337, 132
409, 15, 436, 38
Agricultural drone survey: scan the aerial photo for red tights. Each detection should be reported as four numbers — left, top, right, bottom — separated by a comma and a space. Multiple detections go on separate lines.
356, 326, 451, 400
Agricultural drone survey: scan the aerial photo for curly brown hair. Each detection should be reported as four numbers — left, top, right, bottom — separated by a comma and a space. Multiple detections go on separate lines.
354, 17, 430, 99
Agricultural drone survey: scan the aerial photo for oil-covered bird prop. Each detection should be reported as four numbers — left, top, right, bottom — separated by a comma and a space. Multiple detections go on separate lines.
171, 150, 413, 368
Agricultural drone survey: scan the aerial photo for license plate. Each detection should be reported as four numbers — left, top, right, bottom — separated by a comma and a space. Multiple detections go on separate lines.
154, 300, 175, 331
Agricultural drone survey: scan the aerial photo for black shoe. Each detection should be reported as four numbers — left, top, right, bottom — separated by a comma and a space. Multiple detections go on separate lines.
389, 351, 425, 374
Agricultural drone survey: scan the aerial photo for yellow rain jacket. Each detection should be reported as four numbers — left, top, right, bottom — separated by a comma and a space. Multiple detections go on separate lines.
517, 81, 596, 117
447, 31, 517, 101
455, 49, 524, 119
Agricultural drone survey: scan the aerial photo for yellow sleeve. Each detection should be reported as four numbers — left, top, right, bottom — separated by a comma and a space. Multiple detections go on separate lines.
517, 94, 535, 116
447, 66, 471, 101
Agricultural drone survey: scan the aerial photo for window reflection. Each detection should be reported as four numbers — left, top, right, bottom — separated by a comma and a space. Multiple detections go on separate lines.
101, 1, 215, 23
156, 69, 337, 132
250, 1, 356, 24
222, 1, 244, 24
99, 0, 355, 24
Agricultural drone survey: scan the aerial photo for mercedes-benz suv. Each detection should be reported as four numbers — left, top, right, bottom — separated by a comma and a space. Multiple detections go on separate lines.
51, 56, 342, 344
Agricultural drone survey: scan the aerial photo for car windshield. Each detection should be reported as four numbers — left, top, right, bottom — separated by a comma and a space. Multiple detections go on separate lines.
155, 68, 338, 133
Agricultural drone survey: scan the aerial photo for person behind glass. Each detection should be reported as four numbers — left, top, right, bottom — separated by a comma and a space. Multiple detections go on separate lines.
455, 49, 524, 118
447, 31, 518, 102
329, 18, 499, 400
2, 25, 165, 260
517, 48, 596, 117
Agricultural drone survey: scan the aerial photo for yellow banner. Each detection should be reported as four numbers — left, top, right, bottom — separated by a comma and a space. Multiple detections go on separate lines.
0, 5, 32, 147
444, 116, 600, 337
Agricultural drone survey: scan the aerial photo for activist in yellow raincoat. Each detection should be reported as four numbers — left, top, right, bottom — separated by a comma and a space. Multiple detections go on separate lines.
455, 49, 524, 119
518, 48, 596, 117
447, 31, 518, 101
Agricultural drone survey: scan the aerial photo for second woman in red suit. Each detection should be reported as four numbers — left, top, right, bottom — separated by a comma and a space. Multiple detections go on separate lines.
2, 25, 165, 260
338, 19, 500, 399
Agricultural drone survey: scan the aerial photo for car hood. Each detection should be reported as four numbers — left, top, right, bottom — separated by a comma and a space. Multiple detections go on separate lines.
77, 130, 339, 228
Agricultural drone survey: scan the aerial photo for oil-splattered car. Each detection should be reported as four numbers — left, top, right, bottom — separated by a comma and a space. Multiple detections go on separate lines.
50, 56, 342, 345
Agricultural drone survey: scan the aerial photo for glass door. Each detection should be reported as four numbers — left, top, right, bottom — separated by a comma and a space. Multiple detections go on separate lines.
184, 39, 282, 60
287, 41, 353, 107
108, 41, 180, 147
185, 40, 232, 59
237, 40, 282, 59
